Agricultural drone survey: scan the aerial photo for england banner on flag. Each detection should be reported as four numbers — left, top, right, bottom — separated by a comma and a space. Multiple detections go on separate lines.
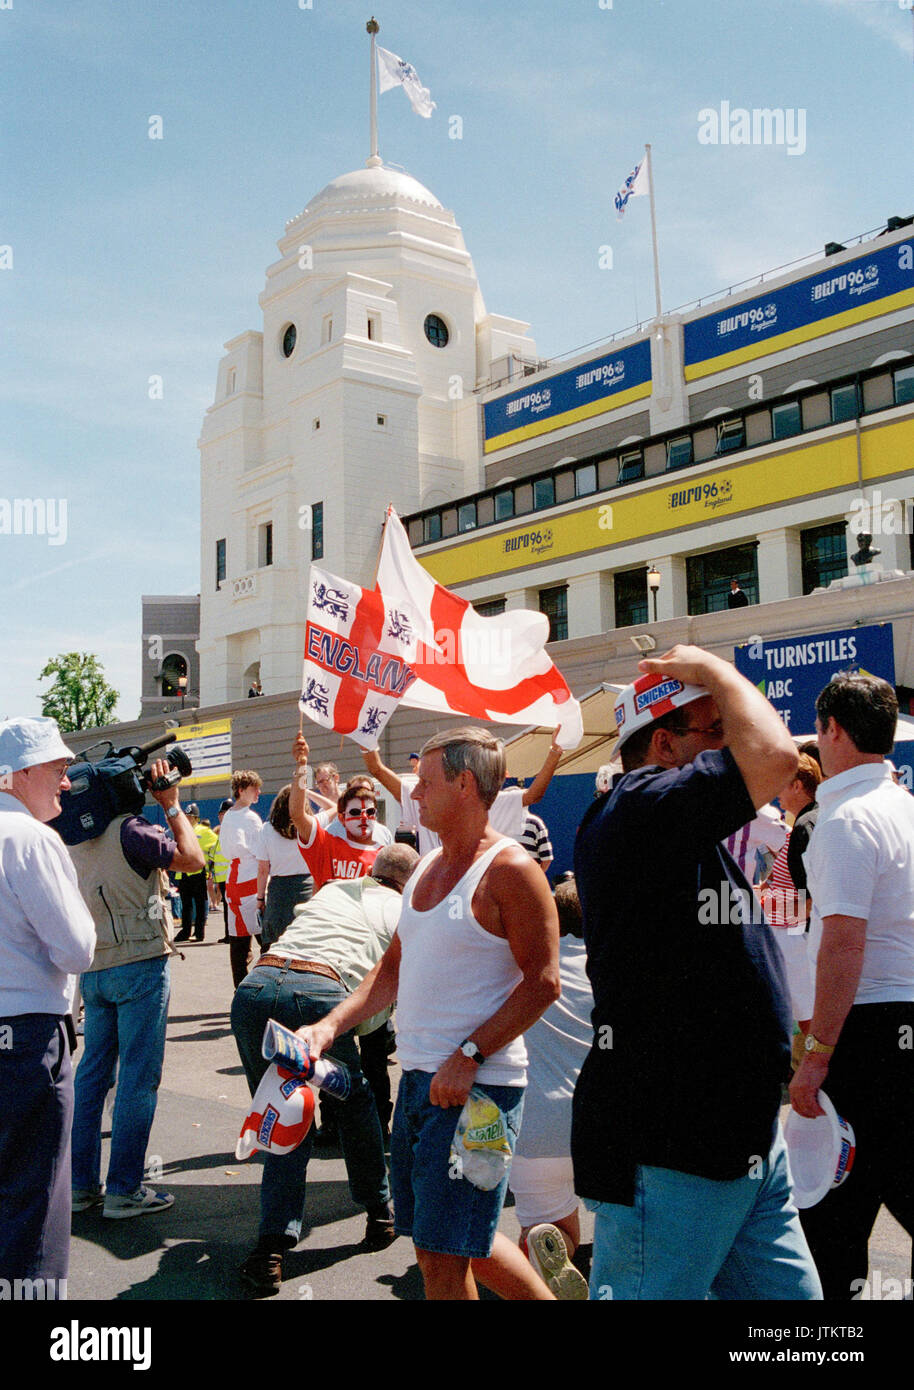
376, 45, 436, 119
299, 566, 421, 749
376, 509, 583, 751
614, 155, 649, 219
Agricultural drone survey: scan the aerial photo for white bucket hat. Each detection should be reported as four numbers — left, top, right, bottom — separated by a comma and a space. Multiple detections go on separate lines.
783, 1091, 856, 1208
0, 716, 74, 772
236, 1062, 316, 1160
613, 673, 708, 753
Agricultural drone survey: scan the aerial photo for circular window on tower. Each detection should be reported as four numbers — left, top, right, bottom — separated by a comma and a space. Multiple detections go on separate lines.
281, 323, 297, 358
423, 313, 449, 349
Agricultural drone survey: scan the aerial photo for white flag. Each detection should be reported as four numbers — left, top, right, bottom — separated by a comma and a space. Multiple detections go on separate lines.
614, 154, 649, 220
376, 45, 436, 119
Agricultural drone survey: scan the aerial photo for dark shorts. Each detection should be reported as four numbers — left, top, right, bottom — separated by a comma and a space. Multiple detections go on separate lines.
390, 1070, 524, 1259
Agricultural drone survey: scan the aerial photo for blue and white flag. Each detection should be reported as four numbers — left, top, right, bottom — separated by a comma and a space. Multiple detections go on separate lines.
614, 155, 649, 219
377, 45, 436, 119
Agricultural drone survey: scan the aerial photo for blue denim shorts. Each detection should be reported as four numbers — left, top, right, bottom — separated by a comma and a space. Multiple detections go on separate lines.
390, 1070, 524, 1259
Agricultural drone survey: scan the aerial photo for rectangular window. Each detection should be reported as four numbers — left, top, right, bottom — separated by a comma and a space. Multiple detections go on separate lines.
258, 522, 273, 568
831, 383, 858, 423
311, 502, 324, 561
494, 489, 514, 521
367, 312, 380, 342
801, 522, 848, 593
215, 538, 226, 589
614, 568, 648, 628
894, 364, 914, 406
771, 401, 802, 440
617, 451, 644, 485
714, 419, 745, 455
312, 417, 320, 431
321, 316, 333, 345
473, 598, 507, 617
533, 477, 555, 510
666, 436, 693, 471
575, 463, 597, 497
686, 543, 758, 615
227, 368, 236, 396
457, 502, 477, 533
376, 413, 387, 428
539, 585, 568, 642
423, 512, 442, 544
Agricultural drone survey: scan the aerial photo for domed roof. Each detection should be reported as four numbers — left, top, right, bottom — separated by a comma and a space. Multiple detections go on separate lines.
296, 164, 445, 221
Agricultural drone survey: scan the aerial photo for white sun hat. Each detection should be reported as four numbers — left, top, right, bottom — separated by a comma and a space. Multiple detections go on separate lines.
613, 673, 708, 753
236, 1062, 316, 1160
783, 1090, 856, 1209
0, 716, 74, 772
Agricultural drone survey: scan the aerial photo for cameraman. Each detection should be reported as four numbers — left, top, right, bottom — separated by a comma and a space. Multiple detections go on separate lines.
68, 758, 204, 1218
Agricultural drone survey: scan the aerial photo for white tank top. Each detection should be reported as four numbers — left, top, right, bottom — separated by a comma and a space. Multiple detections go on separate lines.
395, 837, 527, 1086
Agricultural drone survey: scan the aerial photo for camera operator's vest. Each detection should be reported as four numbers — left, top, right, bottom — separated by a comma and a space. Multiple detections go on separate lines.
70, 814, 173, 973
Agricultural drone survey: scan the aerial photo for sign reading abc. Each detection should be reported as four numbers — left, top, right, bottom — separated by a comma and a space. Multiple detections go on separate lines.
734, 624, 895, 733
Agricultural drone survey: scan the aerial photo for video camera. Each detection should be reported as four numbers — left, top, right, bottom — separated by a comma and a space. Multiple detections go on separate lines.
50, 731, 193, 846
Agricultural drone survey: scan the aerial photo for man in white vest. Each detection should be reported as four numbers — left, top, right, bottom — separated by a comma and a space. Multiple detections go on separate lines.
69, 759, 204, 1218
298, 726, 561, 1300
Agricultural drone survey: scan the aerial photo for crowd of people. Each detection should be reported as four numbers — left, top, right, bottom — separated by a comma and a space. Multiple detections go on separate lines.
1, 642, 912, 1301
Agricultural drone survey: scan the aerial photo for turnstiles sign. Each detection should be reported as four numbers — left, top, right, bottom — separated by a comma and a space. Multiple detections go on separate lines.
734, 624, 895, 732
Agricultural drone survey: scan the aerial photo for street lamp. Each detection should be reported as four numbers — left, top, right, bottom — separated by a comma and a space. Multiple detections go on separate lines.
177, 675, 188, 710
647, 563, 661, 623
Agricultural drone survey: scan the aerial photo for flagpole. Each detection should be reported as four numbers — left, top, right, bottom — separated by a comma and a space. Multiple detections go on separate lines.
644, 144, 663, 319
367, 17, 381, 167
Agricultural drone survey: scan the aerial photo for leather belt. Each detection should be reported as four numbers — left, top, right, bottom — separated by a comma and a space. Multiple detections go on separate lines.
256, 954, 342, 984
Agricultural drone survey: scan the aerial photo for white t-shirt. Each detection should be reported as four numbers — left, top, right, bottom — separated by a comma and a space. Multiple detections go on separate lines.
806, 762, 914, 1005
399, 777, 526, 856
257, 821, 310, 877
515, 936, 594, 1160
219, 806, 263, 881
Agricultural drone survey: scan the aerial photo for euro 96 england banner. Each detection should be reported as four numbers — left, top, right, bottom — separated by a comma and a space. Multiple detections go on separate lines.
299, 566, 421, 749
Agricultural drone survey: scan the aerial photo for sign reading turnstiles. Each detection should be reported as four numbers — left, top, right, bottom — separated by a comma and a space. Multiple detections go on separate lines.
734, 624, 895, 732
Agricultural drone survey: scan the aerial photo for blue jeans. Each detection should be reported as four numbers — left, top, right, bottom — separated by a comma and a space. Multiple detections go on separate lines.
586, 1127, 822, 1300
231, 965, 390, 1244
72, 956, 171, 1197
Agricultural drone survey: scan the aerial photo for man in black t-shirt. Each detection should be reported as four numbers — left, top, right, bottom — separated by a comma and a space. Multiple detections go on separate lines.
572, 645, 821, 1301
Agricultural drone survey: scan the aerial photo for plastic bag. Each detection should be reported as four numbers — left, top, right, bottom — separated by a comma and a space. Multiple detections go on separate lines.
450, 1087, 513, 1191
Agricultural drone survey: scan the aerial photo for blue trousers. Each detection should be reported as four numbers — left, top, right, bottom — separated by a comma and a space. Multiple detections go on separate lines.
231, 963, 390, 1244
0, 1014, 72, 1291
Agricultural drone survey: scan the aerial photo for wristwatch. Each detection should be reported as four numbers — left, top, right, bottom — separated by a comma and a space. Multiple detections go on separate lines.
165, 804, 180, 819
459, 1038, 486, 1065
804, 1034, 835, 1058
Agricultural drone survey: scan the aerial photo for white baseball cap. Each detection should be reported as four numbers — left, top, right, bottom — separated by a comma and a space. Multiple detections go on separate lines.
613, 673, 708, 753
0, 717, 74, 773
236, 1062, 316, 1160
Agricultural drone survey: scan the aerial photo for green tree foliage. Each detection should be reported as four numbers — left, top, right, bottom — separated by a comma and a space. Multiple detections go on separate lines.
39, 652, 119, 732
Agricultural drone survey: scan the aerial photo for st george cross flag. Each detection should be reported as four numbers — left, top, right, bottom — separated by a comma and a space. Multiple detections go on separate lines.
376, 508, 584, 750
614, 154, 649, 219
376, 45, 436, 118
299, 566, 422, 749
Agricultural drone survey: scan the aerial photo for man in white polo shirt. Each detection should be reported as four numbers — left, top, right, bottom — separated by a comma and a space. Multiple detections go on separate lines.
790, 672, 914, 1300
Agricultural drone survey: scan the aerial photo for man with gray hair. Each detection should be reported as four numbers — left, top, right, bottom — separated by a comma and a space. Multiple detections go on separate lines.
0, 717, 96, 1295
299, 726, 561, 1300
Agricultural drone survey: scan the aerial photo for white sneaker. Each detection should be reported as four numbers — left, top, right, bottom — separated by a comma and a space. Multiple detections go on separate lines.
103, 1185, 174, 1219
526, 1224, 589, 1300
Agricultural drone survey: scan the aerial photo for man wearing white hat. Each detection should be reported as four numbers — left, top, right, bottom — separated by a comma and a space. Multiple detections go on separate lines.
0, 717, 96, 1295
572, 646, 821, 1300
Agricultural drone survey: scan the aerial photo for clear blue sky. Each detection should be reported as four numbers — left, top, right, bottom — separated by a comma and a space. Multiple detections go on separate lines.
2, 0, 912, 723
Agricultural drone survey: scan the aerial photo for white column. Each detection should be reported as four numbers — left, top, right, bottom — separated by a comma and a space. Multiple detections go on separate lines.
567, 572, 613, 639
757, 528, 802, 603
504, 587, 533, 612
651, 555, 687, 621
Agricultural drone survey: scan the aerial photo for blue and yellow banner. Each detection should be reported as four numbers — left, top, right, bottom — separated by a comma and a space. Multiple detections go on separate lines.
483, 338, 652, 453
684, 238, 914, 381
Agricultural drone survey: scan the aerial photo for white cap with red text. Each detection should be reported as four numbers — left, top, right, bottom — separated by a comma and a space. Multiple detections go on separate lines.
613, 673, 708, 753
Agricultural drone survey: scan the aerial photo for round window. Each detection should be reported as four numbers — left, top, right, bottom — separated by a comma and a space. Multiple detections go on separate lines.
424, 313, 449, 348
282, 323, 297, 358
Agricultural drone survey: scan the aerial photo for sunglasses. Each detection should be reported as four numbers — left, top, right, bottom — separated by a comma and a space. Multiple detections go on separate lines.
343, 805, 377, 819
671, 721, 724, 739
